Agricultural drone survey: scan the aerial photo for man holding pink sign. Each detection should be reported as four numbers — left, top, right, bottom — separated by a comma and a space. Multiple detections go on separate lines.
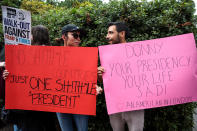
98, 22, 144, 131
99, 20, 197, 131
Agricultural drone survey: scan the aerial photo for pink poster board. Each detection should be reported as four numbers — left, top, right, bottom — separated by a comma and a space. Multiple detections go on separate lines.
99, 33, 197, 115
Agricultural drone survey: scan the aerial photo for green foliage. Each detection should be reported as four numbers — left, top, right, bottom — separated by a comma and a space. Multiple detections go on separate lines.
30, 0, 197, 47
144, 103, 196, 131
56, 0, 102, 8
0, 0, 197, 130
0, 0, 22, 9
20, 0, 55, 14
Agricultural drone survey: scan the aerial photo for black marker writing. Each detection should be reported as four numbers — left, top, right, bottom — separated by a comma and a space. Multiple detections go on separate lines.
55, 80, 96, 95
125, 42, 163, 58
137, 56, 191, 72
29, 77, 52, 91
30, 92, 80, 109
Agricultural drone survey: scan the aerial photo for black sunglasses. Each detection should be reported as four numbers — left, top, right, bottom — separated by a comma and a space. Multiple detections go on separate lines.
72, 33, 81, 39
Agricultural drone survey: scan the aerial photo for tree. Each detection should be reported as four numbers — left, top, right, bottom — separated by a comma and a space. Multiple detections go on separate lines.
0, 0, 197, 130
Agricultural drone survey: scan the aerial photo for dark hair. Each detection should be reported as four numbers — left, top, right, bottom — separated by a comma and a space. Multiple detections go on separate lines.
107, 22, 130, 38
55, 37, 64, 44
31, 25, 50, 46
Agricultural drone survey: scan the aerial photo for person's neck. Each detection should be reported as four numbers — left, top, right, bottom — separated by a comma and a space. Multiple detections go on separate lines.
121, 39, 127, 44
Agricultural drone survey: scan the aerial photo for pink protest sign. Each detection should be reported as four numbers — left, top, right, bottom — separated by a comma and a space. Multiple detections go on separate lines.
99, 33, 197, 115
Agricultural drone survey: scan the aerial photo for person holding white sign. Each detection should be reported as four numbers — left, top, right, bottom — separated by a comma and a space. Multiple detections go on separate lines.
98, 22, 144, 131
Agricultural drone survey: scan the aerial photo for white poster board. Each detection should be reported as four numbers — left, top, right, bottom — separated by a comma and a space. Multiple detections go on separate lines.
2, 6, 31, 45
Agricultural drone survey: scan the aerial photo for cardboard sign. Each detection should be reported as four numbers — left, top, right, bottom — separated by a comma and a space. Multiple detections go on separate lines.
2, 6, 31, 45
99, 33, 197, 115
5, 45, 98, 115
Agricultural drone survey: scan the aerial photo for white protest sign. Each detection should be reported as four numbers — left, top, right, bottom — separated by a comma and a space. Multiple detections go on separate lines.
2, 6, 31, 45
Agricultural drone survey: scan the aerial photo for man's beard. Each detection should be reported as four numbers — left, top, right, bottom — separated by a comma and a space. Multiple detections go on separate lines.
112, 34, 121, 44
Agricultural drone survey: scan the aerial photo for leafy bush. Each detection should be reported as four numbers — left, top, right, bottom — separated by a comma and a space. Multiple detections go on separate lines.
21, 0, 55, 14
1, 0, 197, 130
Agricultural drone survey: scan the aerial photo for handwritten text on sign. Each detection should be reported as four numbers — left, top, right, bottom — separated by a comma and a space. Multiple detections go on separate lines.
99, 33, 197, 115
5, 45, 98, 115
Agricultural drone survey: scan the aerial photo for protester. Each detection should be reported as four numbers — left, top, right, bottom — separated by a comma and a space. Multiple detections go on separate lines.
2, 25, 58, 131
98, 22, 144, 131
55, 24, 102, 131
56, 24, 88, 131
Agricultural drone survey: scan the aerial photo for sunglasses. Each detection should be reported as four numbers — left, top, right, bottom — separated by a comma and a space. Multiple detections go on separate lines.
72, 33, 81, 39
